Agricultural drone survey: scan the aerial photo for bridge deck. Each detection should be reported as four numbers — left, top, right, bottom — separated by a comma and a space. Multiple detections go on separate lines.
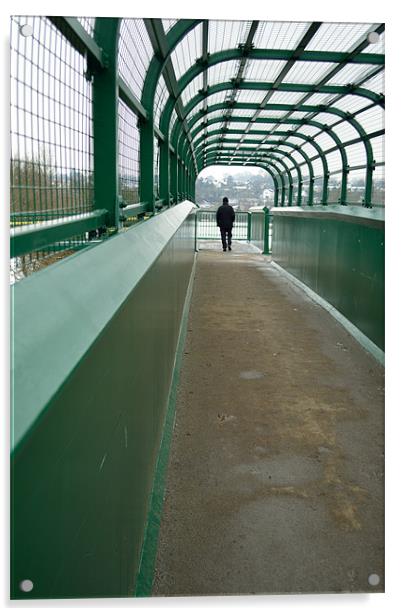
152, 242, 384, 596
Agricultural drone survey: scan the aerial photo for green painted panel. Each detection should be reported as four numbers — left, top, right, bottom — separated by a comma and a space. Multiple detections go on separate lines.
249, 211, 264, 252
272, 208, 384, 351
11, 202, 196, 599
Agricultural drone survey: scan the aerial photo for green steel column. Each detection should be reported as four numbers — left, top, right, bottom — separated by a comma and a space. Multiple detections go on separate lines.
170, 151, 178, 204
139, 115, 155, 213
160, 136, 170, 205
92, 18, 120, 229
183, 162, 187, 200
288, 182, 293, 207
297, 180, 303, 206
192, 170, 196, 201
340, 166, 349, 205
263, 207, 270, 255
280, 184, 286, 207
139, 49, 164, 213
178, 160, 183, 201
322, 172, 329, 205
308, 177, 315, 206
271, 175, 279, 208
364, 147, 375, 208
247, 212, 251, 242
185, 167, 189, 200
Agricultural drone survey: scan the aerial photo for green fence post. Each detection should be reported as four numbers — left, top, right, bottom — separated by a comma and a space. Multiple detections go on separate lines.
263, 207, 270, 255
170, 151, 178, 204
247, 211, 251, 242
195, 208, 198, 251
288, 182, 293, 207
160, 136, 170, 206
340, 165, 349, 205
92, 18, 120, 230
297, 180, 303, 206
308, 177, 315, 206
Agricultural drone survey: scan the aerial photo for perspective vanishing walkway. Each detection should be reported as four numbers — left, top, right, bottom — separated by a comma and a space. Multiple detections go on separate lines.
152, 241, 384, 596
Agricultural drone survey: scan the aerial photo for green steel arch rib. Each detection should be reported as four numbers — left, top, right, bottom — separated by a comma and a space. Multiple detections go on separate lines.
203, 147, 299, 206
180, 101, 375, 205
180, 82, 383, 123
195, 138, 315, 206
184, 114, 348, 203
201, 154, 287, 207
139, 19, 202, 210
161, 23, 383, 203
193, 131, 329, 204
204, 148, 293, 205
199, 159, 281, 206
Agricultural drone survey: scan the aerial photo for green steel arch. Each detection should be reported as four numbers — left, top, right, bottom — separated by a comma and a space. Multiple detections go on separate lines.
155, 22, 383, 206
203, 148, 298, 206
10, 16, 385, 259
180, 114, 350, 203
174, 97, 378, 207
200, 144, 307, 206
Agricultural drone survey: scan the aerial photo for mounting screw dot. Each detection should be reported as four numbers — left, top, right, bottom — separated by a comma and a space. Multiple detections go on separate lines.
20, 579, 34, 592
368, 573, 380, 586
20, 24, 33, 37
367, 32, 380, 44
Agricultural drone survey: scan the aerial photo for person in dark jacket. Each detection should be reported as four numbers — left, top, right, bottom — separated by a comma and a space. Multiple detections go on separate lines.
216, 197, 235, 251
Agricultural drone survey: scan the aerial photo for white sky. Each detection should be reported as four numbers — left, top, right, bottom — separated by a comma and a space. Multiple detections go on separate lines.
197, 165, 268, 181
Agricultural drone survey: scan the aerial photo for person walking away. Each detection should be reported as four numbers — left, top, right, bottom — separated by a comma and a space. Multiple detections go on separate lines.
216, 197, 235, 251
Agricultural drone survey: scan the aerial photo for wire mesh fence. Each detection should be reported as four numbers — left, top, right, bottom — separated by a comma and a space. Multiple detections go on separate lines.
10, 16, 94, 224
9, 15, 385, 283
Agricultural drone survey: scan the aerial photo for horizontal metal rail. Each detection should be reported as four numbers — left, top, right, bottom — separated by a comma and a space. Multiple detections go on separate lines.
196, 210, 249, 240
10, 209, 108, 258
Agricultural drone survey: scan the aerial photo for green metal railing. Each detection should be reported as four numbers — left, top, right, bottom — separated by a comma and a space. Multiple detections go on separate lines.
196, 208, 271, 254
196, 210, 249, 240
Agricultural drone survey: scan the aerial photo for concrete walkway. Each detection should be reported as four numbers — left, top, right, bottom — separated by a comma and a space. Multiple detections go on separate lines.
152, 241, 384, 597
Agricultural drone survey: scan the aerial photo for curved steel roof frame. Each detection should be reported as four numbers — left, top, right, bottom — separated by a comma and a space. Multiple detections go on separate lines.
152, 19, 383, 206
39, 17, 385, 214
85, 17, 385, 210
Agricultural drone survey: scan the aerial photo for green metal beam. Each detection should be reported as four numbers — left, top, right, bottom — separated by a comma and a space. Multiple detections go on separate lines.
48, 16, 105, 68
188, 115, 345, 174
232, 22, 323, 159
118, 77, 149, 122
198, 158, 281, 206
92, 18, 120, 228
191, 48, 384, 67
163, 38, 383, 203
10, 210, 108, 258
196, 138, 315, 205
180, 82, 383, 119
140, 20, 201, 211
144, 20, 199, 171
204, 149, 293, 206
175, 48, 384, 120
215, 20, 259, 155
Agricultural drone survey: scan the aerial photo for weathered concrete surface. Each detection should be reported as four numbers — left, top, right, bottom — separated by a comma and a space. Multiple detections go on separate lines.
152, 241, 384, 597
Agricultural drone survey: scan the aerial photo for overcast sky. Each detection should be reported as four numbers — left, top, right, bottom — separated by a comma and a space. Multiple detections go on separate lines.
198, 165, 268, 181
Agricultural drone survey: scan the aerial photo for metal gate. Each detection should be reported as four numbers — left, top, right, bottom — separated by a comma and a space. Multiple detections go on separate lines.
196, 210, 249, 240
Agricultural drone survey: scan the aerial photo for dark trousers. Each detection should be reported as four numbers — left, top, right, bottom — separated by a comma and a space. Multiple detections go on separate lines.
219, 226, 232, 250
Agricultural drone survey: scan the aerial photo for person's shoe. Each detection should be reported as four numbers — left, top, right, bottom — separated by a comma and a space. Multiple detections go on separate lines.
228, 245, 232, 251
223, 248, 227, 251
